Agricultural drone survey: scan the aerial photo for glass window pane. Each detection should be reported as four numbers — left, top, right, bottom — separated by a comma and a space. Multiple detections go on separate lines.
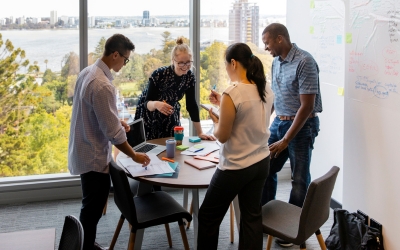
88, 1, 190, 158
0, 1, 79, 177
199, 0, 286, 132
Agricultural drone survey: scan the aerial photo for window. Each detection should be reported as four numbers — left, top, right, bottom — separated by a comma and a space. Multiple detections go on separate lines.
199, 0, 286, 131
0, 1, 79, 177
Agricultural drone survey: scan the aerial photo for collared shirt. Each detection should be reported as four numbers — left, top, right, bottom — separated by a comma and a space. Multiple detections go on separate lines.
68, 59, 127, 175
271, 43, 323, 116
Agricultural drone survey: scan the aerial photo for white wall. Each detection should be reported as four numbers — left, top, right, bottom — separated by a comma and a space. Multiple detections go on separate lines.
286, 0, 344, 203
287, 1, 400, 249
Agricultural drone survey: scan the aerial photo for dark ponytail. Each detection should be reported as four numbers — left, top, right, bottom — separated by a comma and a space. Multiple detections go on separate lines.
225, 43, 267, 102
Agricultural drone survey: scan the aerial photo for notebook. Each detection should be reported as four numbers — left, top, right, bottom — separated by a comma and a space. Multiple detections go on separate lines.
126, 118, 166, 155
200, 104, 220, 118
184, 158, 216, 170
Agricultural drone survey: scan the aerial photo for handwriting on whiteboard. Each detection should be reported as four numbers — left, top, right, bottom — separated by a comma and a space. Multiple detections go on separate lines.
355, 76, 398, 99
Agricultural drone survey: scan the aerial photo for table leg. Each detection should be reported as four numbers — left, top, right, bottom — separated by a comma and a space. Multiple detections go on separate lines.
133, 229, 145, 250
132, 181, 152, 249
232, 196, 240, 231
136, 182, 153, 196
192, 189, 199, 250
183, 188, 189, 225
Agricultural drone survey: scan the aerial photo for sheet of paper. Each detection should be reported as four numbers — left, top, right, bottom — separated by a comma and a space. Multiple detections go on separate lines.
118, 153, 175, 177
181, 143, 220, 156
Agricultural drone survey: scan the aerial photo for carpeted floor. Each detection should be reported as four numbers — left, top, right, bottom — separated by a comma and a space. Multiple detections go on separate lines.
0, 179, 334, 250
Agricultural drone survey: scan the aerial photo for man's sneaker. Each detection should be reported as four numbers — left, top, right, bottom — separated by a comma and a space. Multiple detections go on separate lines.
275, 238, 294, 247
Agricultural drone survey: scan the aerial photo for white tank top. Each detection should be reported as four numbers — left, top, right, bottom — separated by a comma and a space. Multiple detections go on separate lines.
218, 82, 274, 170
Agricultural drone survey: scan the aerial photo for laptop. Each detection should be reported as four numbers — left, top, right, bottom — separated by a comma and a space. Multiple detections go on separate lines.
126, 118, 166, 155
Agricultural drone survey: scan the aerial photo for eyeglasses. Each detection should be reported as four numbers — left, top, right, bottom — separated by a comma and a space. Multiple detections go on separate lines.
174, 59, 193, 67
115, 51, 130, 65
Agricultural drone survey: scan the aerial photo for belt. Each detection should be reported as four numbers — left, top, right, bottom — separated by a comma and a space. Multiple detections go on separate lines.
278, 113, 317, 121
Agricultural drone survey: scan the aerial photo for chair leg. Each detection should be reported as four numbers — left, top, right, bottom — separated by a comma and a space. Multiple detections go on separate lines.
165, 223, 172, 248
186, 199, 193, 229
128, 231, 136, 250
300, 242, 306, 250
266, 235, 273, 250
102, 199, 108, 215
109, 215, 125, 250
179, 222, 190, 250
315, 229, 327, 250
230, 203, 234, 243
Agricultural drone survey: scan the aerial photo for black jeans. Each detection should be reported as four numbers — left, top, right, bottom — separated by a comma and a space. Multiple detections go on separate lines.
198, 156, 270, 250
80, 171, 110, 250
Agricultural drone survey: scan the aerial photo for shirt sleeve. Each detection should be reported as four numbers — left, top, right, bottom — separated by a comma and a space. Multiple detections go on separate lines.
143, 74, 160, 107
185, 78, 200, 122
92, 82, 126, 145
298, 56, 320, 95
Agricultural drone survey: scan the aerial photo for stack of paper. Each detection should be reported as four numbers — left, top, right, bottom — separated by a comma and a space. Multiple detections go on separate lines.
181, 143, 220, 156
118, 153, 175, 177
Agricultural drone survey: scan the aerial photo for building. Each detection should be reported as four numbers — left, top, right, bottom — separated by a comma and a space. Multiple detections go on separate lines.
143, 10, 150, 26
50, 10, 57, 25
228, 0, 259, 46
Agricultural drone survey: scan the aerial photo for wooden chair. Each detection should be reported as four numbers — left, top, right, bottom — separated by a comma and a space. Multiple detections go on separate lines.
262, 166, 340, 250
108, 160, 192, 250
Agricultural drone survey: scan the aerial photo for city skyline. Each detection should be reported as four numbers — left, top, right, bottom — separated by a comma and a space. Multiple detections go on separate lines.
0, 0, 286, 18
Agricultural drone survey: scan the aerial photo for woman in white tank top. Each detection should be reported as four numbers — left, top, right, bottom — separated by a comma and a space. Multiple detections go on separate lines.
197, 43, 274, 250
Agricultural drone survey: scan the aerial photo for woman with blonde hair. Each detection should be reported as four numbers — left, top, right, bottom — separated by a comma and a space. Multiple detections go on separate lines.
134, 37, 214, 140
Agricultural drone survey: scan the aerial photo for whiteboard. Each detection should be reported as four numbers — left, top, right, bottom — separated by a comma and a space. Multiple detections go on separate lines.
347, 0, 400, 111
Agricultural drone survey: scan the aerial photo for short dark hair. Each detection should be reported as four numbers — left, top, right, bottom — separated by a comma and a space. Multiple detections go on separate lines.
262, 23, 290, 42
103, 34, 135, 56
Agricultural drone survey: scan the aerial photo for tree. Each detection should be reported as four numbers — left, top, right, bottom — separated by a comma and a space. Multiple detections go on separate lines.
92, 36, 106, 62
61, 52, 79, 79
0, 33, 41, 134
44, 59, 48, 70
42, 69, 57, 84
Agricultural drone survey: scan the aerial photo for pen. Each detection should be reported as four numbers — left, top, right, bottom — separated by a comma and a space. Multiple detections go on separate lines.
162, 157, 175, 163
145, 166, 147, 170
194, 148, 204, 153
212, 84, 216, 90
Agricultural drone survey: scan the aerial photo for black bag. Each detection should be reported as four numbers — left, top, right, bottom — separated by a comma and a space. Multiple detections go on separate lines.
325, 209, 384, 250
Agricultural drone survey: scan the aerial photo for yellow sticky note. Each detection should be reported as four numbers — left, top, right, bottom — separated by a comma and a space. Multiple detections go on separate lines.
310, 0, 315, 8
337, 87, 345, 96
310, 26, 314, 34
345, 33, 352, 44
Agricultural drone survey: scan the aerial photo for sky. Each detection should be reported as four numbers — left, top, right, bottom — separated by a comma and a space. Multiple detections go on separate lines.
0, 0, 286, 18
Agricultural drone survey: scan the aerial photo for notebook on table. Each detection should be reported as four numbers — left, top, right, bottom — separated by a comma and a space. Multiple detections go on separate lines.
184, 158, 216, 170
126, 118, 166, 155
200, 103, 220, 118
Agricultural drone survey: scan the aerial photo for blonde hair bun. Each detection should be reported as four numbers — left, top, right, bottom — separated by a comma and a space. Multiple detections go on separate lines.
176, 37, 184, 45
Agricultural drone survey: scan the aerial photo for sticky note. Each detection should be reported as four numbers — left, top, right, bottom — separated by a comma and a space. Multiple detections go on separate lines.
337, 87, 345, 96
337, 35, 342, 44
176, 145, 189, 150
310, 26, 314, 34
189, 137, 201, 143
193, 144, 205, 149
310, 0, 315, 8
346, 33, 352, 44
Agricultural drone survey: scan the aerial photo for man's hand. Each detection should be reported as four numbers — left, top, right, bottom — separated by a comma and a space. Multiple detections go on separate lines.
269, 137, 289, 158
133, 152, 151, 167
121, 120, 130, 132
198, 132, 216, 141
209, 90, 221, 106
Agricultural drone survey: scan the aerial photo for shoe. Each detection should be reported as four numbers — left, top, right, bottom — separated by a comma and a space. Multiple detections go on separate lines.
94, 242, 109, 250
275, 238, 294, 247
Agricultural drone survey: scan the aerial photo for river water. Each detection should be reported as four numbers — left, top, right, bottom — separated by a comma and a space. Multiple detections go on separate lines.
1, 27, 265, 72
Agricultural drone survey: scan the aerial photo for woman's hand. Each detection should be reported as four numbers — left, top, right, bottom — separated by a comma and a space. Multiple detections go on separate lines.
209, 108, 219, 124
209, 90, 221, 106
120, 120, 130, 132
198, 132, 216, 141
155, 101, 174, 116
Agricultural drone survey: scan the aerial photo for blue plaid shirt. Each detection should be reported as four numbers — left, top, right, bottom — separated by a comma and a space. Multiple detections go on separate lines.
68, 59, 127, 175
271, 43, 323, 116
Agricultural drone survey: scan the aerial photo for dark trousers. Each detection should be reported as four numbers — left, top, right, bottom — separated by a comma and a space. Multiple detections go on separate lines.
80, 171, 110, 250
198, 156, 270, 250
261, 116, 320, 207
